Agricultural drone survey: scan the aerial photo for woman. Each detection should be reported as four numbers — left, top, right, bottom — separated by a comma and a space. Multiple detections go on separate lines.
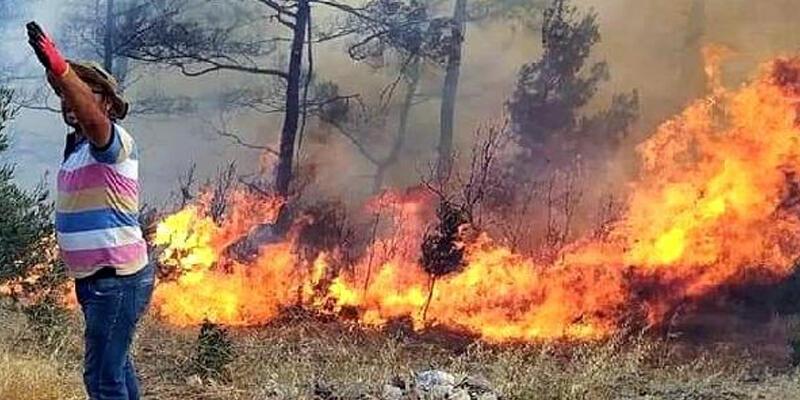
27, 21, 153, 400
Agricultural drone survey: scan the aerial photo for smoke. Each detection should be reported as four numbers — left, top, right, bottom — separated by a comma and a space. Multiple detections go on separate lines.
4, 0, 800, 208
582, 0, 800, 124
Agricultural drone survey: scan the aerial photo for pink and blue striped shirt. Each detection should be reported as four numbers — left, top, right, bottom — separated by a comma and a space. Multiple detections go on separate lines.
56, 124, 148, 278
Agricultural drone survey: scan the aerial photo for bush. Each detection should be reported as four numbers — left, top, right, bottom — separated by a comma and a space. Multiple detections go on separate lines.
22, 294, 71, 349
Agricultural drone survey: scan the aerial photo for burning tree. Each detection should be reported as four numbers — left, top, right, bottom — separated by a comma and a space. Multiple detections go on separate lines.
677, 0, 707, 106
486, 0, 639, 252
341, 0, 547, 186
315, 0, 431, 193
507, 0, 638, 169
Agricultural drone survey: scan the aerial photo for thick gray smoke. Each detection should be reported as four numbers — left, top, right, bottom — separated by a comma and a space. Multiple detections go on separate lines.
4, 0, 800, 207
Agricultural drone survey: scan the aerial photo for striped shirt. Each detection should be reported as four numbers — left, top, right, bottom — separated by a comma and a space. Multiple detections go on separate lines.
56, 123, 148, 279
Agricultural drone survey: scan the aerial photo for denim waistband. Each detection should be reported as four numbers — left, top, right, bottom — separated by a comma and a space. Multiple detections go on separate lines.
76, 263, 153, 282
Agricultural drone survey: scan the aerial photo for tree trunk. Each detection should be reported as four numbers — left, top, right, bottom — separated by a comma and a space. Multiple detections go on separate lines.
372, 57, 421, 193
421, 274, 437, 323
275, 0, 310, 196
437, 0, 467, 179
113, 1, 146, 87
103, 0, 115, 74
679, 0, 706, 104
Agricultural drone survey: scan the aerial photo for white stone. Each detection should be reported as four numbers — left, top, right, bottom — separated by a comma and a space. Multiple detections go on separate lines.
447, 388, 471, 400
416, 370, 457, 391
185, 374, 203, 388
381, 384, 403, 400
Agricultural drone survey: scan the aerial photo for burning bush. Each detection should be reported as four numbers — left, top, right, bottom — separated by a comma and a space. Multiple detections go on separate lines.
420, 200, 470, 279
295, 199, 356, 269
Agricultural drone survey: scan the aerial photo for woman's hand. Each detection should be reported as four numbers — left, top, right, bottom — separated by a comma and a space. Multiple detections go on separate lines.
26, 21, 69, 78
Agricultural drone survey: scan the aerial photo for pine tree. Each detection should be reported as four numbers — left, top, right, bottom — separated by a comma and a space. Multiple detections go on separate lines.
0, 88, 54, 283
507, 0, 637, 168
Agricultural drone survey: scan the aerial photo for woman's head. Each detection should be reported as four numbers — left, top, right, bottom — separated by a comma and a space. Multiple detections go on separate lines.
48, 60, 129, 128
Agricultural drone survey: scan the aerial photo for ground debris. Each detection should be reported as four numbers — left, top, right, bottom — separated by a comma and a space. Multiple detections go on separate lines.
380, 370, 501, 400
314, 380, 376, 400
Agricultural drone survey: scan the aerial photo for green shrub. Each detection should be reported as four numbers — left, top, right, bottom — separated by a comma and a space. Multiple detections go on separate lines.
192, 320, 235, 383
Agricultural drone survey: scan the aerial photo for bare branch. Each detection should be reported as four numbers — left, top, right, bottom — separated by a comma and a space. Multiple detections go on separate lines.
209, 112, 280, 155
217, 130, 279, 154
310, 0, 373, 21
323, 119, 381, 165
17, 104, 60, 113
174, 62, 289, 78
255, 0, 297, 16
126, 46, 290, 79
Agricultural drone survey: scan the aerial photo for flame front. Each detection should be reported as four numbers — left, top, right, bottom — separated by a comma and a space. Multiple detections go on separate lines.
152, 56, 800, 341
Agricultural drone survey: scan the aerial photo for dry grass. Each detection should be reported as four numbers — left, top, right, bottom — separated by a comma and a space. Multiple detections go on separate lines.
0, 352, 84, 400
1, 304, 800, 399
0, 306, 83, 400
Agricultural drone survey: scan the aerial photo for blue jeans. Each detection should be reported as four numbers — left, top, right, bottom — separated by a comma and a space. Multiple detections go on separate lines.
75, 263, 155, 400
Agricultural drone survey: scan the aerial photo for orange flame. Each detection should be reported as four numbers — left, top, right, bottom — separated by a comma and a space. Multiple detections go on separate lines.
151, 56, 800, 341
152, 189, 288, 325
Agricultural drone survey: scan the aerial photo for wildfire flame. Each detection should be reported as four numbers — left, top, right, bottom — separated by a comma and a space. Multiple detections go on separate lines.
152, 55, 800, 341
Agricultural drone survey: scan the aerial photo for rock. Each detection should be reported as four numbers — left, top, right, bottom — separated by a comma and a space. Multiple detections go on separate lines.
428, 384, 454, 399
457, 375, 499, 399
185, 374, 203, 388
314, 380, 337, 399
459, 375, 493, 393
416, 370, 457, 391
381, 370, 499, 400
447, 388, 471, 400
347, 382, 374, 400
389, 374, 414, 392
257, 379, 285, 399
416, 370, 457, 400
381, 384, 403, 400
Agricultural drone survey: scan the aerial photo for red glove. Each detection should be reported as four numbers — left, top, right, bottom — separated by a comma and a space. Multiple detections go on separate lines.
26, 21, 69, 78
